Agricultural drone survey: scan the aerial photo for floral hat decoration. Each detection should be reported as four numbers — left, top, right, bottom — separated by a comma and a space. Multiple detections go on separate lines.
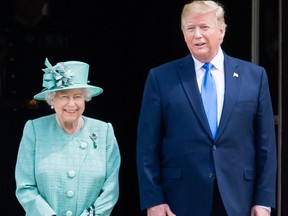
34, 58, 103, 100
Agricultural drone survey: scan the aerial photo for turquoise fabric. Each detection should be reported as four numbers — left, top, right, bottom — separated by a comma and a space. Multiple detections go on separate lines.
15, 114, 121, 216
34, 58, 103, 100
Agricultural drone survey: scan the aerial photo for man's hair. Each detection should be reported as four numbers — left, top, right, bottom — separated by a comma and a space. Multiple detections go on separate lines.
181, 0, 227, 29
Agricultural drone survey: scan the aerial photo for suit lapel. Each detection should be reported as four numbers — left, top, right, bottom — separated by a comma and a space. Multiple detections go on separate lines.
215, 55, 242, 141
177, 55, 212, 138
177, 54, 243, 141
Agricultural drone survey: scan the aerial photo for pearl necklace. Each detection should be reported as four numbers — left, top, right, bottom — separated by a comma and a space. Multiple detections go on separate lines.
56, 116, 84, 134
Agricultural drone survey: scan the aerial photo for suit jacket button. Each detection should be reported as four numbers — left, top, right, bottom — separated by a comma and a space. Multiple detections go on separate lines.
80, 141, 88, 149
213, 145, 216, 150
67, 190, 74, 197
66, 210, 72, 216
68, 170, 76, 178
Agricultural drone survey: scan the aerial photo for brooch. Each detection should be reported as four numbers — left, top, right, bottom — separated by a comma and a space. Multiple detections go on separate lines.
89, 133, 98, 149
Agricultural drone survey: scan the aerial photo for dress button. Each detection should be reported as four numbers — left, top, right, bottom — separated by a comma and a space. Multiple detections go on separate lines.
80, 141, 88, 149
208, 173, 213, 178
66, 210, 73, 216
68, 170, 76, 178
67, 190, 74, 197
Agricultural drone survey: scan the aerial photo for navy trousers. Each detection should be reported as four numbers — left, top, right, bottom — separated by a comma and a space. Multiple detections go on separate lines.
211, 181, 228, 216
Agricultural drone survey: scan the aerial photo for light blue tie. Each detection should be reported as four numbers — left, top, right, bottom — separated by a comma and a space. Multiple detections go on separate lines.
201, 62, 218, 139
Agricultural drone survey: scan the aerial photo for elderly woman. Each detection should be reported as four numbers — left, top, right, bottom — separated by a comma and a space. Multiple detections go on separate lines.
15, 58, 121, 216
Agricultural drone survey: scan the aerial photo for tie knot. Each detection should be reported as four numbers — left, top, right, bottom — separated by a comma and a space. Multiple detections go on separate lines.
203, 62, 213, 71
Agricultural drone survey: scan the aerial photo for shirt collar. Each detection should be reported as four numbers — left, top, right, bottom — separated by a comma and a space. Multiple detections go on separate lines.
192, 48, 224, 71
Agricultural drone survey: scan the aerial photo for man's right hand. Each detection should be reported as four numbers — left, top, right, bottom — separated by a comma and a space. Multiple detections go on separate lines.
147, 204, 176, 216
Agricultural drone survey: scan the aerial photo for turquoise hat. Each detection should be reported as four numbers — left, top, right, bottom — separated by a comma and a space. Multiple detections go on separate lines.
34, 58, 103, 100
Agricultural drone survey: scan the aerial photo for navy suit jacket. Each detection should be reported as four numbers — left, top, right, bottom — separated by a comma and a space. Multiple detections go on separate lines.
136, 53, 277, 216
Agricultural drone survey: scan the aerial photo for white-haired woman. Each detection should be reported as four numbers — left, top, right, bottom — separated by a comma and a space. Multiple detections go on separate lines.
15, 58, 121, 216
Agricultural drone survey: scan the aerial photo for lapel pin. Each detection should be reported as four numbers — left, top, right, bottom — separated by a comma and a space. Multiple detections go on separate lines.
233, 72, 239, 78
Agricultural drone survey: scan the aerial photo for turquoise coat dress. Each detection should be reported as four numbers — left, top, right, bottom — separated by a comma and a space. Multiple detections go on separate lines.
15, 114, 121, 216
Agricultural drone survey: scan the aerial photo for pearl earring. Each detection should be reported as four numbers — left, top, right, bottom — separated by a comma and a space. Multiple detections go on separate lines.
51, 106, 54, 109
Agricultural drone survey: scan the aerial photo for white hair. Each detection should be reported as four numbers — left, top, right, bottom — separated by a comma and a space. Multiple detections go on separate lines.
45, 88, 93, 105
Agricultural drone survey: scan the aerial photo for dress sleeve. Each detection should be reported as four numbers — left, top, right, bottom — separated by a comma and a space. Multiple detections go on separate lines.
15, 120, 56, 216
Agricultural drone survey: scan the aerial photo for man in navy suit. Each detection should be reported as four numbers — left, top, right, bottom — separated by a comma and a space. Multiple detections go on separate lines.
136, 1, 277, 216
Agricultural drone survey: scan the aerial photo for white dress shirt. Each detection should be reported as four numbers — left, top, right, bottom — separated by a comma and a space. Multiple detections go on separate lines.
193, 48, 225, 125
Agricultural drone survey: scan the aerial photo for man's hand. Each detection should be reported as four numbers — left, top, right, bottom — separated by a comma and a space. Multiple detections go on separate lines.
147, 204, 176, 216
250, 205, 270, 216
